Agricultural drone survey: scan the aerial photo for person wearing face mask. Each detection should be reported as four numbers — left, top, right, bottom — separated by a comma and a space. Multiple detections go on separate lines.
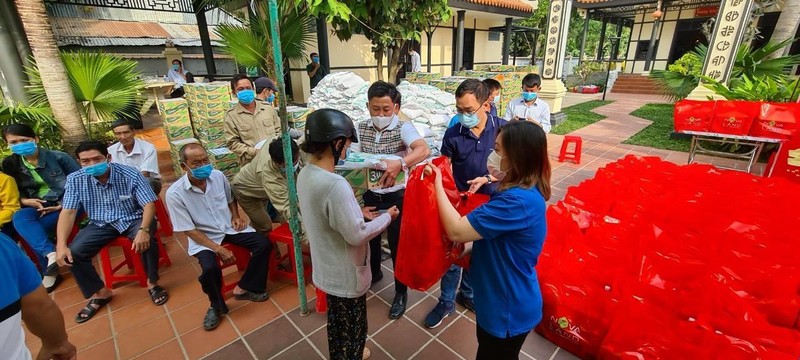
224, 74, 282, 165
424, 79, 507, 329
254, 77, 277, 104
2, 124, 81, 292
167, 59, 188, 98
504, 73, 551, 133
166, 143, 272, 331
55, 141, 167, 324
425, 121, 551, 359
231, 138, 303, 237
447, 78, 503, 128
351, 81, 430, 320
298, 109, 398, 360
306, 52, 329, 90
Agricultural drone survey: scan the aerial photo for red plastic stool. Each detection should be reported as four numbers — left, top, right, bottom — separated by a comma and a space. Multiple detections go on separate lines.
218, 242, 252, 295
558, 135, 583, 164
315, 288, 327, 313
99, 235, 171, 288
268, 224, 312, 285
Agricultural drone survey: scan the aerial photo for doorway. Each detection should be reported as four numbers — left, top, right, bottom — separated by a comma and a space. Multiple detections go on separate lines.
669, 18, 710, 64
452, 29, 476, 70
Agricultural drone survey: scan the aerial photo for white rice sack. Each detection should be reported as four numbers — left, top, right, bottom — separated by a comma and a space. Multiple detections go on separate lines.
413, 123, 435, 139
335, 151, 402, 170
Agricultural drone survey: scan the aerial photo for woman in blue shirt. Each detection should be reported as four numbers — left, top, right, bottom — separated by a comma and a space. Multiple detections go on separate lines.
425, 121, 550, 359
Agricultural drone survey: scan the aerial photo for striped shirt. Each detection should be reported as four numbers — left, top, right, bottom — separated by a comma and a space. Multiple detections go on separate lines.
62, 163, 157, 233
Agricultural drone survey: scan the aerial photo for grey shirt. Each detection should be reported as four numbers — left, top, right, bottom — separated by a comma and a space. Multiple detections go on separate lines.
297, 164, 391, 298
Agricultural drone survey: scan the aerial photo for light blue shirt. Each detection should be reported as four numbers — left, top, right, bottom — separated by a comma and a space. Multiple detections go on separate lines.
63, 163, 157, 233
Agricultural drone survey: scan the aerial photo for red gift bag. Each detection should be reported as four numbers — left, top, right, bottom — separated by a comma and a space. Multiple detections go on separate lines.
395, 157, 460, 291
751, 102, 800, 140
448, 192, 490, 269
674, 100, 715, 132
710, 101, 760, 136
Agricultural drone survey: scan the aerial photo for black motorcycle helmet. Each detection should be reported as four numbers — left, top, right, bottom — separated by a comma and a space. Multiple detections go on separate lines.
304, 109, 358, 166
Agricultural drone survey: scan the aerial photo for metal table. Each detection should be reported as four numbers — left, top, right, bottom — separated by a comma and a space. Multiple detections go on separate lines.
679, 130, 785, 175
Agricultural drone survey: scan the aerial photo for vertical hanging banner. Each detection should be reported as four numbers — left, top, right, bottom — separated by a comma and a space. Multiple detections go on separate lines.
701, 0, 754, 83
541, 0, 571, 80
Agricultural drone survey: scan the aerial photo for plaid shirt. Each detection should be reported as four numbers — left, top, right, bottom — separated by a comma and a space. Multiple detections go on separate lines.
63, 163, 157, 233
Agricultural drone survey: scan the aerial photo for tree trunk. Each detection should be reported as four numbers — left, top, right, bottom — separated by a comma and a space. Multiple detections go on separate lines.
388, 45, 402, 84
375, 49, 385, 82
767, 0, 800, 59
15, 0, 87, 149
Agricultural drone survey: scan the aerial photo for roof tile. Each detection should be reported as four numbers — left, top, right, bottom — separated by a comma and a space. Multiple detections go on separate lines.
465, 0, 535, 13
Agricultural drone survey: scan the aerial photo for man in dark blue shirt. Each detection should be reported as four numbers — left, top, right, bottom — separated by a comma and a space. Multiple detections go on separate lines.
424, 79, 506, 329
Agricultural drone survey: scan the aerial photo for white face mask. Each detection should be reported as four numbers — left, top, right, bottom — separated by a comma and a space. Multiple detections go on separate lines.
371, 115, 394, 130
486, 150, 507, 181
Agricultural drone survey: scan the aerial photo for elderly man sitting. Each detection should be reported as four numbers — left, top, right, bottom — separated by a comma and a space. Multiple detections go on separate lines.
166, 143, 272, 331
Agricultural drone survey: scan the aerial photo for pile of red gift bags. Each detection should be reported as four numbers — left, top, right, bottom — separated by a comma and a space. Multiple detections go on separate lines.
674, 100, 799, 139
537, 155, 800, 359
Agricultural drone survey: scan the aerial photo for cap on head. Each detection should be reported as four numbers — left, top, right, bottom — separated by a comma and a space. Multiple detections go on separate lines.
304, 109, 358, 143
254, 77, 277, 92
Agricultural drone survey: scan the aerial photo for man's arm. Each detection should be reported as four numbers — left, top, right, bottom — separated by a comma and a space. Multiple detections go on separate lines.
262, 165, 293, 224
307, 64, 319, 78
21, 286, 76, 360
224, 114, 257, 159
404, 139, 431, 168
503, 101, 515, 121
139, 144, 160, 178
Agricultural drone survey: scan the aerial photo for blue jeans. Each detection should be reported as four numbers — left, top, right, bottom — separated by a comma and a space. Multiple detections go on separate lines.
13, 207, 61, 268
439, 264, 473, 305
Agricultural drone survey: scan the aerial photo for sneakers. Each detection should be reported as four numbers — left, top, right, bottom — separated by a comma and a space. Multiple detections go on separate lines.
455, 293, 475, 313
424, 301, 455, 329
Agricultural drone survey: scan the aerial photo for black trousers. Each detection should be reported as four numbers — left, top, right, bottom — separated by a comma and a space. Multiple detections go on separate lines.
363, 189, 407, 294
69, 219, 158, 298
476, 325, 530, 360
194, 232, 272, 313
327, 293, 367, 360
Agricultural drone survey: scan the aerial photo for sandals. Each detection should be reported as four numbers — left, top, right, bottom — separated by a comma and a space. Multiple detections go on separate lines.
233, 290, 269, 302
148, 285, 169, 306
203, 308, 222, 331
76, 297, 112, 324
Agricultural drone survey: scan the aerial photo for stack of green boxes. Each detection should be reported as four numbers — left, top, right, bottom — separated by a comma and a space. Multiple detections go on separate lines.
183, 83, 231, 149
405, 72, 442, 84
183, 83, 241, 178
158, 99, 196, 177
286, 106, 312, 131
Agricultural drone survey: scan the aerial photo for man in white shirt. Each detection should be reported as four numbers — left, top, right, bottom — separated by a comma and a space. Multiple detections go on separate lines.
409, 48, 422, 72
108, 120, 162, 194
350, 81, 430, 320
503, 73, 552, 133
165, 143, 272, 331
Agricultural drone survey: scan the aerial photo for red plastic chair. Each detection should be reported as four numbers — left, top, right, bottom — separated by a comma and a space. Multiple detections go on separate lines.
558, 135, 583, 164
15, 217, 84, 271
218, 242, 252, 295
98, 199, 173, 289
268, 223, 312, 285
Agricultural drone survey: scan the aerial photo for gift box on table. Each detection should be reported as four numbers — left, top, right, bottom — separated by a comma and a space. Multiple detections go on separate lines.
751, 102, 799, 140
674, 100, 715, 132
710, 100, 759, 136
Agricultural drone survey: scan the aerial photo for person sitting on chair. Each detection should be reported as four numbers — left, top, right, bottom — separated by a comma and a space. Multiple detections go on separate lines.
166, 143, 272, 331
55, 141, 167, 324
108, 120, 163, 195
167, 59, 188, 98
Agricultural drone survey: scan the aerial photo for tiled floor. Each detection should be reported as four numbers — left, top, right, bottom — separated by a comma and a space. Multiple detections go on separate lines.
22, 93, 768, 359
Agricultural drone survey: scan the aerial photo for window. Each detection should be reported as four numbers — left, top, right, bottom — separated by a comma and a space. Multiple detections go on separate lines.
635, 40, 658, 60
488, 31, 501, 41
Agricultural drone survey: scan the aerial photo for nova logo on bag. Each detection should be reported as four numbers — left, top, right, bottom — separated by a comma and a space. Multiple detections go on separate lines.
548, 316, 582, 343
686, 116, 700, 125
723, 117, 743, 129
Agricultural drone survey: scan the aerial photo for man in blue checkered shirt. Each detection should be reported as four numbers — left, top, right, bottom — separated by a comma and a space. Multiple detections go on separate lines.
54, 141, 168, 324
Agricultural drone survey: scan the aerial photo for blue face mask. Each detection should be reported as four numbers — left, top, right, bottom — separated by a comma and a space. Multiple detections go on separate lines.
189, 164, 213, 180
312, 57, 320, 63
237, 89, 256, 105
459, 111, 481, 128
172, 64, 180, 71
10, 141, 37, 157
84, 161, 109, 177
266, 94, 275, 103
522, 91, 538, 102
